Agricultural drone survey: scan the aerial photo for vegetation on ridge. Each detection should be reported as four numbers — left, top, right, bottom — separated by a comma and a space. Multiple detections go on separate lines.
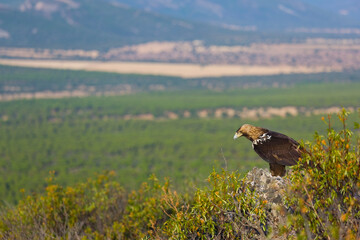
1, 110, 359, 239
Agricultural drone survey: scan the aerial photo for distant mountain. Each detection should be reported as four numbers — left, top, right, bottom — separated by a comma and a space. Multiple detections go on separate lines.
115, 0, 359, 30
301, 0, 360, 21
0, 0, 248, 50
1, 0, 359, 51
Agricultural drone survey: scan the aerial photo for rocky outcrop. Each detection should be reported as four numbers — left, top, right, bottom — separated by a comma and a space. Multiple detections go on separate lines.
245, 168, 294, 239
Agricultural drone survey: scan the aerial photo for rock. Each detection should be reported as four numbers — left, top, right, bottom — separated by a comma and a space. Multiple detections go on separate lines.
245, 167, 294, 239
245, 167, 288, 205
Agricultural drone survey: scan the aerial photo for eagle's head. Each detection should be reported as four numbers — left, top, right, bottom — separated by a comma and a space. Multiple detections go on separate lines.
233, 124, 268, 141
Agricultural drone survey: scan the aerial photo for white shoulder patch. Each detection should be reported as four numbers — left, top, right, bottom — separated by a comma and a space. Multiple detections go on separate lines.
252, 133, 271, 146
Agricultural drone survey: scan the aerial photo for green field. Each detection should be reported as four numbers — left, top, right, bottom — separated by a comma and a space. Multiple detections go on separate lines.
0, 66, 359, 204
2, 65, 360, 94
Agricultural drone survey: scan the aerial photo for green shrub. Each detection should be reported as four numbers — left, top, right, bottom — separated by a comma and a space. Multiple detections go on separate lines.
116, 174, 171, 239
287, 110, 360, 239
0, 172, 172, 240
161, 170, 268, 239
0, 171, 127, 239
0, 170, 269, 240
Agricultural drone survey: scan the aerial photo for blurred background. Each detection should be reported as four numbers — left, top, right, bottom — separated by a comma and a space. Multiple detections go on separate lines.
0, 0, 359, 204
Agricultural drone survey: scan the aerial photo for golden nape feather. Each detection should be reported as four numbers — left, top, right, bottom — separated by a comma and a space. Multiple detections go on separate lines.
234, 124, 303, 177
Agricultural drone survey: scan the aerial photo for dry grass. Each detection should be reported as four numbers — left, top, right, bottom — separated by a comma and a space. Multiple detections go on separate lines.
0, 59, 341, 78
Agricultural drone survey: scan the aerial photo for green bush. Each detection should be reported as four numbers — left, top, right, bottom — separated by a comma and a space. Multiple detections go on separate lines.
161, 170, 268, 239
287, 110, 360, 239
0, 171, 127, 239
0, 170, 269, 239
116, 174, 171, 239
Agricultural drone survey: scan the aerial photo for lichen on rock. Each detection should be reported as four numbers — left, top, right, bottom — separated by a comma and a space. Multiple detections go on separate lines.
245, 167, 294, 238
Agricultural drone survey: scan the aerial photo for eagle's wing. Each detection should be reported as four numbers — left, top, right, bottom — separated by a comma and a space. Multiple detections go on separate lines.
253, 131, 301, 166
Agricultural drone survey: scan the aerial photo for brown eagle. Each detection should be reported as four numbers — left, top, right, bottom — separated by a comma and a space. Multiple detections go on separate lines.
233, 124, 303, 177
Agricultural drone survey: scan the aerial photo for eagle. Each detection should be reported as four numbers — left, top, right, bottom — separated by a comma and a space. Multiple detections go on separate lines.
233, 124, 303, 177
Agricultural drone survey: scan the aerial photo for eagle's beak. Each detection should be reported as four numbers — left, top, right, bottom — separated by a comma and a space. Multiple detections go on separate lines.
233, 132, 242, 140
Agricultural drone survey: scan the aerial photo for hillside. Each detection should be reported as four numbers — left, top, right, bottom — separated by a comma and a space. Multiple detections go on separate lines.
1, 0, 360, 50
115, 0, 360, 31
0, 0, 244, 50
